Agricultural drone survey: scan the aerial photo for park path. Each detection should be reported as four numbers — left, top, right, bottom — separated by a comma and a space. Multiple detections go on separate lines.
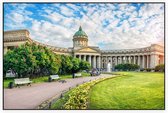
4, 74, 113, 109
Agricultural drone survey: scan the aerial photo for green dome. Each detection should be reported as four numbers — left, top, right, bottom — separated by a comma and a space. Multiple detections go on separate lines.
73, 26, 88, 37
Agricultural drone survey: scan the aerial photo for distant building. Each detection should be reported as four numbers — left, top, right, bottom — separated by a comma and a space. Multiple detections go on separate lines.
4, 26, 164, 69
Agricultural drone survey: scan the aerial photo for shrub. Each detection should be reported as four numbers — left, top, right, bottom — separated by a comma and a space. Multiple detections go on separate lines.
115, 63, 140, 71
146, 68, 151, 72
155, 64, 164, 72
140, 68, 144, 71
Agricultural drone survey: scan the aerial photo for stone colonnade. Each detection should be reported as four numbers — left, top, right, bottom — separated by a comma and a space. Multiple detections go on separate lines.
75, 54, 164, 69
74, 54, 101, 68
101, 54, 164, 69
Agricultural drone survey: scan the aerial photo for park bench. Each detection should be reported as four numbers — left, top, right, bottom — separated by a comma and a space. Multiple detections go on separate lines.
14, 78, 32, 87
74, 73, 82, 77
50, 75, 60, 81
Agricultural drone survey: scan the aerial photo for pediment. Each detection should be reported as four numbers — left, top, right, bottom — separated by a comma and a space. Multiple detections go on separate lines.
77, 47, 99, 53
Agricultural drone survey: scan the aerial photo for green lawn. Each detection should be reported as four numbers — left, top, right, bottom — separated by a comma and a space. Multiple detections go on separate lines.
89, 72, 164, 110
3, 72, 90, 88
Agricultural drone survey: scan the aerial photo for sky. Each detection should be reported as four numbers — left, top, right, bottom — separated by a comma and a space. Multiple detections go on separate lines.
4, 3, 164, 50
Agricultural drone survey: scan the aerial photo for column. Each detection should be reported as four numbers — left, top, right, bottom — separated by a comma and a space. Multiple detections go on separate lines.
147, 55, 149, 68
118, 56, 121, 64
125, 56, 127, 63
101, 56, 103, 68
134, 56, 136, 64
120, 56, 122, 64
79, 55, 81, 60
118, 56, 120, 64
89, 55, 91, 66
73, 54, 76, 58
150, 54, 159, 68
115, 56, 117, 65
123, 56, 125, 63
138, 55, 140, 67
111, 56, 113, 69
142, 55, 145, 68
106, 56, 108, 69
129, 56, 131, 63
93, 56, 96, 68
4, 47, 8, 54
117, 56, 119, 65
98, 56, 101, 68
84, 55, 86, 61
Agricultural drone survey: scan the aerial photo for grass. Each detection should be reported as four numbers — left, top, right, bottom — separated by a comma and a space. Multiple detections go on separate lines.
89, 72, 164, 109
3, 72, 90, 88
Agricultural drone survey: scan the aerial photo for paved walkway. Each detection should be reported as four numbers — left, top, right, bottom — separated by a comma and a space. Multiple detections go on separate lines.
4, 74, 113, 109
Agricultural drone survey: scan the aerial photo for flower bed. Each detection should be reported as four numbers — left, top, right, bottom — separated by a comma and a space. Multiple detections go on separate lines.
60, 76, 118, 109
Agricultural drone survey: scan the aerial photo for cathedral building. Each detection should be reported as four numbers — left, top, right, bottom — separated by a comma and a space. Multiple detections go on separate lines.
4, 26, 164, 70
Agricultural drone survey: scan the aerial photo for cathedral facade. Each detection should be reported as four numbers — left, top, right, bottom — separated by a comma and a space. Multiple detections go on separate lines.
4, 26, 164, 70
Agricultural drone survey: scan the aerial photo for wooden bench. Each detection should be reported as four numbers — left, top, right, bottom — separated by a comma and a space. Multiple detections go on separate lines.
50, 75, 60, 81
14, 78, 32, 87
74, 73, 82, 77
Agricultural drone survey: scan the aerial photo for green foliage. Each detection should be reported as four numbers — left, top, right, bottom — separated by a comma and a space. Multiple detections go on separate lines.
4, 42, 91, 78
155, 64, 164, 72
80, 60, 91, 71
71, 58, 81, 73
60, 55, 73, 74
4, 42, 61, 78
59, 55, 91, 74
115, 63, 140, 71
140, 68, 145, 71
146, 68, 151, 72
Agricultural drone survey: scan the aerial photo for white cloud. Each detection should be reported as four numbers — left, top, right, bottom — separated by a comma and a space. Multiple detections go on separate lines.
60, 5, 74, 17
4, 3, 164, 50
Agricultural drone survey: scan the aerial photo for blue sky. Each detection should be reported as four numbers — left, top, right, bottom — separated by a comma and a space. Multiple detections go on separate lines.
4, 3, 164, 50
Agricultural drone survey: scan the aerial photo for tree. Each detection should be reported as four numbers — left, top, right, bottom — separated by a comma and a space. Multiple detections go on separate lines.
71, 58, 81, 73
4, 42, 91, 78
60, 55, 73, 74
80, 60, 91, 71
4, 42, 61, 78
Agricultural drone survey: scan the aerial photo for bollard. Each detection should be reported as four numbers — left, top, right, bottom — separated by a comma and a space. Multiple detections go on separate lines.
60, 93, 63, 98
49, 102, 52, 109
72, 73, 75, 79
48, 77, 52, 82
8, 82, 14, 89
